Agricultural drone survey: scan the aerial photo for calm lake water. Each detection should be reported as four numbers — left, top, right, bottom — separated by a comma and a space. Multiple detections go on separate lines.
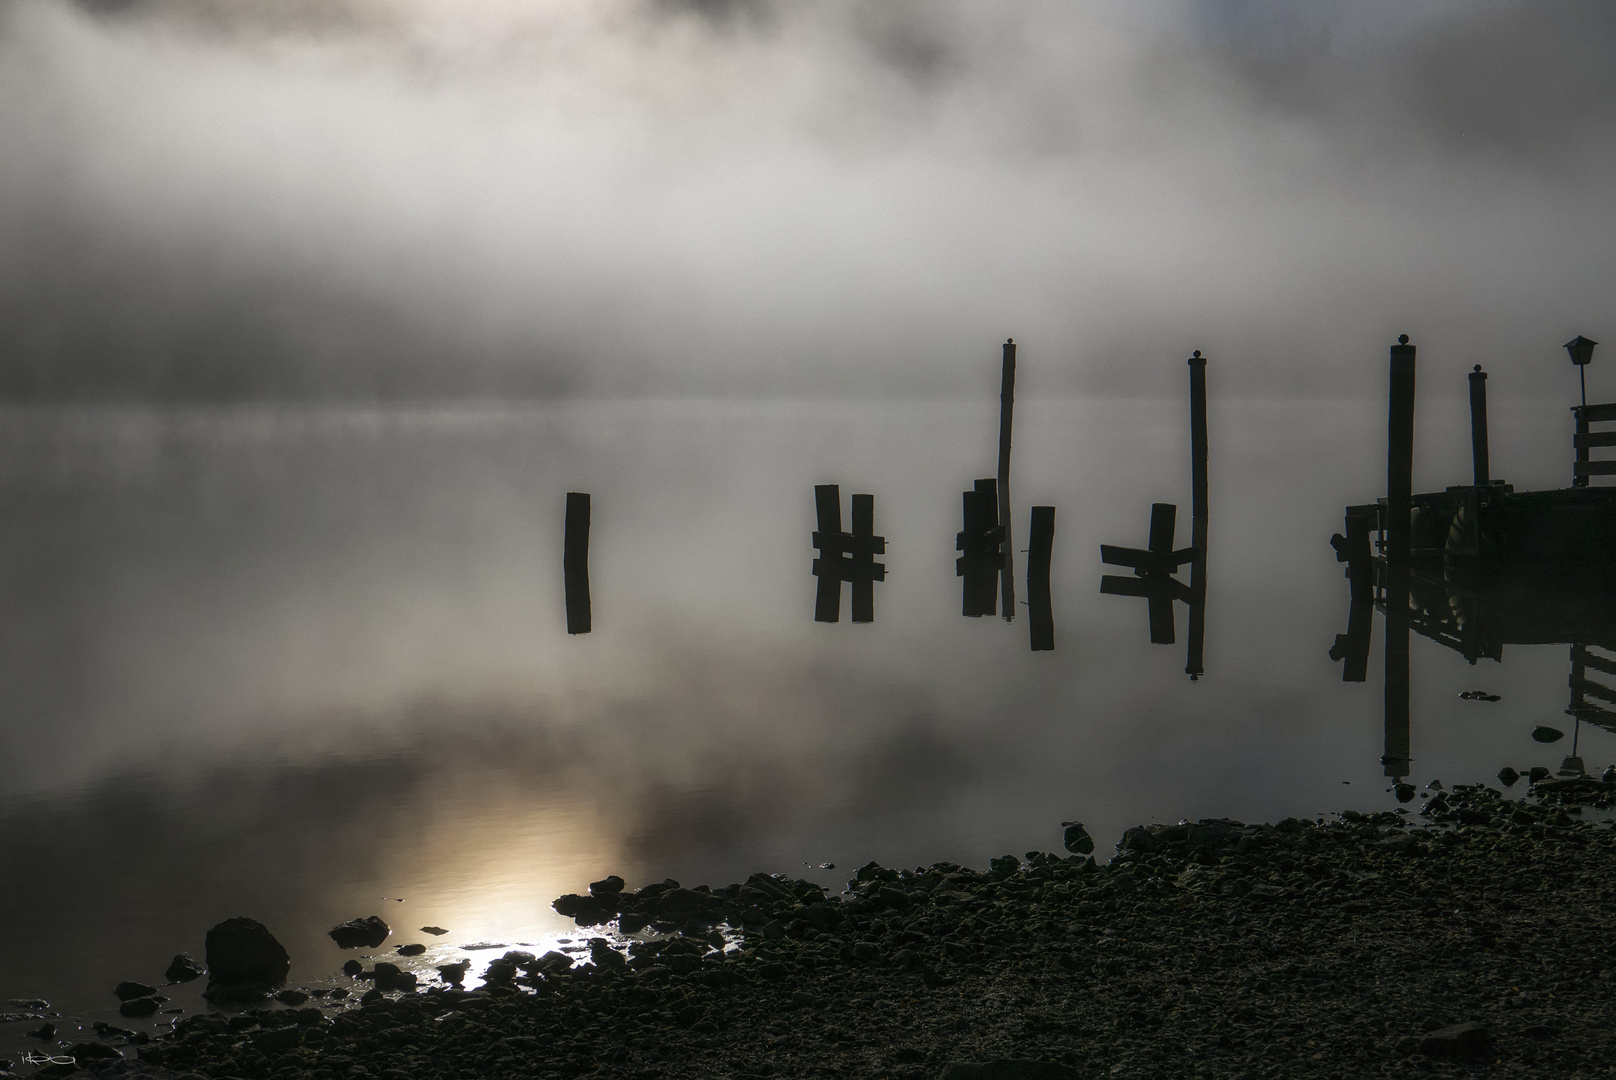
1, 392, 1608, 1054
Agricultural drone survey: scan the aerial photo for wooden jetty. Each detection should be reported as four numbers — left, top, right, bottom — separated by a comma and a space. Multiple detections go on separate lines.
1336, 335, 1616, 585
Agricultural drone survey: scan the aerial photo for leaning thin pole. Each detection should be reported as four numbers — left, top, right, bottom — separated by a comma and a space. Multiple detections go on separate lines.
997, 338, 1017, 623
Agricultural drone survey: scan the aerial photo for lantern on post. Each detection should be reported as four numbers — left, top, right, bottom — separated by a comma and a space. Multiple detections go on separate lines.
1566, 335, 1598, 407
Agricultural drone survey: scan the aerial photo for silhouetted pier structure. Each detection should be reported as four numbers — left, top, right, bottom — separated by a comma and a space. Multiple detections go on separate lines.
564, 491, 591, 635
811, 484, 886, 623
1100, 352, 1211, 678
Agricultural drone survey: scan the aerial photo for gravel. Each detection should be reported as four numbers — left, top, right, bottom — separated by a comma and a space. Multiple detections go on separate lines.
23, 778, 1616, 1079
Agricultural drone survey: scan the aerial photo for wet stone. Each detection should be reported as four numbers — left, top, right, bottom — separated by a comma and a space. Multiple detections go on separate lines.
328, 916, 390, 949
114, 981, 156, 1002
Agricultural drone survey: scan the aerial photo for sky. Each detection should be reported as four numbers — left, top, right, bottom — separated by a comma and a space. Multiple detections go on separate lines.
1, 0, 1614, 401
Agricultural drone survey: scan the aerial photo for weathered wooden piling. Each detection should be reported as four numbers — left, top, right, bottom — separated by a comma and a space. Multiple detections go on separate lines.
1387, 335, 1417, 566
1147, 502, 1177, 645
957, 478, 1004, 618
1468, 365, 1490, 486
812, 485, 844, 623
1026, 505, 1055, 651
997, 339, 1017, 623
1186, 352, 1209, 678
849, 493, 878, 624
563, 491, 592, 635
1329, 594, 1373, 683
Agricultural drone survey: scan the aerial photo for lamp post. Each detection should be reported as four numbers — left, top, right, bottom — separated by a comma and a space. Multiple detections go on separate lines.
1566, 335, 1598, 408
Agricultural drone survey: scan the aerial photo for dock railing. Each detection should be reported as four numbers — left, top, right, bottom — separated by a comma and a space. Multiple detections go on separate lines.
1572, 403, 1616, 487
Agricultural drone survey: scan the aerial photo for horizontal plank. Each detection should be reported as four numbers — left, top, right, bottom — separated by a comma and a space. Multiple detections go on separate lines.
1575, 431, 1616, 448
1573, 675, 1616, 707
812, 557, 886, 583
812, 531, 886, 555
1575, 402, 1616, 422
1100, 575, 1192, 604
1573, 460, 1616, 476
1575, 647, 1616, 679
1100, 544, 1197, 572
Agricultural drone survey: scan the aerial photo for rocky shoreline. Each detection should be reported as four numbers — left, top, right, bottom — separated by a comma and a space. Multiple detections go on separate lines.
10, 775, 1616, 1079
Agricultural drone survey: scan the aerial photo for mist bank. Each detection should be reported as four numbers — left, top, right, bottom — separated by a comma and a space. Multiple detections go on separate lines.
1, 0, 1613, 402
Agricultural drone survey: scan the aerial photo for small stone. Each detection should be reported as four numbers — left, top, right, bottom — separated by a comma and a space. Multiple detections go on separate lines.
205, 916, 291, 989
396, 944, 427, 957
762, 920, 785, 941
1393, 783, 1416, 803
419, 926, 449, 936
274, 989, 309, 1006
114, 981, 156, 1002
341, 960, 364, 977
791, 991, 822, 1007
164, 954, 206, 984
1418, 1021, 1489, 1057
119, 998, 160, 1018
1529, 767, 1551, 783
1060, 822, 1095, 855
1497, 767, 1520, 787
589, 875, 626, 897
328, 916, 390, 949
1603, 766, 1616, 785
1532, 727, 1565, 743
436, 961, 470, 986
25, 1022, 55, 1041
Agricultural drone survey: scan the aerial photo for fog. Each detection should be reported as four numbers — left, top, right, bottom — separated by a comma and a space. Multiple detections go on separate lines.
0, 0, 1612, 401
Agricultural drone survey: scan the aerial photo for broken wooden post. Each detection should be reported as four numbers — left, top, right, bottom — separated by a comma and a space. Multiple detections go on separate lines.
564, 491, 592, 635
997, 339, 1017, 623
1468, 364, 1490, 486
1026, 505, 1055, 651
812, 484, 886, 623
1329, 593, 1373, 683
1387, 335, 1416, 565
957, 478, 1004, 618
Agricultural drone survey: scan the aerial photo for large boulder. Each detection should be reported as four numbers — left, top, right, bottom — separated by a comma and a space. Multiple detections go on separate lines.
204, 917, 290, 990
328, 916, 390, 949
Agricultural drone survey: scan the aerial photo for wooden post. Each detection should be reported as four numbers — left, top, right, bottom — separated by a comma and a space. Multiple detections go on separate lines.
1147, 503, 1176, 645
1574, 407, 1591, 488
997, 339, 1017, 623
1387, 335, 1417, 566
849, 493, 876, 624
563, 492, 592, 635
958, 478, 1002, 618
1468, 365, 1490, 486
813, 485, 843, 623
1186, 351, 1208, 679
1026, 506, 1055, 651
1329, 594, 1373, 683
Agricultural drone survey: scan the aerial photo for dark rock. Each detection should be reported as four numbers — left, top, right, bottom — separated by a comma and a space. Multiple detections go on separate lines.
1532, 726, 1564, 744
1060, 821, 1094, 855
791, 991, 823, 1007
589, 939, 627, 970
1379, 834, 1417, 853
396, 944, 427, 957
590, 875, 626, 897
1530, 767, 1551, 783
531, 951, 575, 976
619, 912, 651, 934
939, 1061, 1081, 1080
483, 959, 518, 986
26, 1022, 55, 1040
274, 989, 309, 1006
205, 917, 290, 990
1119, 827, 1157, 853
254, 1026, 303, 1052
328, 916, 390, 949
114, 981, 156, 1001
762, 919, 785, 941
1417, 1021, 1489, 1057
373, 963, 416, 992
341, 960, 364, 977
119, 998, 160, 1018
1394, 783, 1416, 803
67, 1042, 121, 1062
419, 926, 449, 936
436, 961, 470, 986
164, 952, 206, 984
1497, 767, 1520, 787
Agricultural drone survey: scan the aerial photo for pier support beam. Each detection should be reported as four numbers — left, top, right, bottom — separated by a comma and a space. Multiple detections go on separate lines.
1387, 335, 1417, 566
1469, 364, 1490, 486
997, 339, 1017, 623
